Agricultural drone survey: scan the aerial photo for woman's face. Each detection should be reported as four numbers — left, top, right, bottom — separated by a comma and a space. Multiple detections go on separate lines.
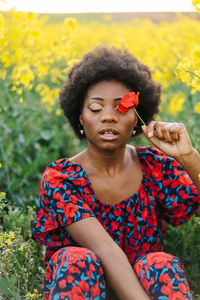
79, 80, 138, 151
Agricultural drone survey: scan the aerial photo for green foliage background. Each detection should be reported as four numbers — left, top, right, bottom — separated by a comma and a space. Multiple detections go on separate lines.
0, 11, 200, 299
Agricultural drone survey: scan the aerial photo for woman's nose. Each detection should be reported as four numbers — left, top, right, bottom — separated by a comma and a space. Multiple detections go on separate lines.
101, 108, 118, 123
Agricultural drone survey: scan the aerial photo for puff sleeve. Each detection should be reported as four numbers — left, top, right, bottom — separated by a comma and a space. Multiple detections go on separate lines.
147, 147, 200, 226
32, 159, 96, 248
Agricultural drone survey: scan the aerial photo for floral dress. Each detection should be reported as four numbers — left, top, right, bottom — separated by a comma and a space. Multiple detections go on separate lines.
32, 146, 200, 300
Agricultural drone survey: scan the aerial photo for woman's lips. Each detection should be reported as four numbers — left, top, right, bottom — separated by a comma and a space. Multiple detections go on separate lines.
99, 128, 119, 140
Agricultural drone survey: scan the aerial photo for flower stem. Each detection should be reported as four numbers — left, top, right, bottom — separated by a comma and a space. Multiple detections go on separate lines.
185, 70, 200, 80
134, 108, 147, 126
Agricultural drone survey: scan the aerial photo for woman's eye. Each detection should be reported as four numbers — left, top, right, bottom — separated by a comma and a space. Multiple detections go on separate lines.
89, 104, 102, 112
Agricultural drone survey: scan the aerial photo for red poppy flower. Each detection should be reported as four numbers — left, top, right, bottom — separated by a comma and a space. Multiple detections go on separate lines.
117, 92, 139, 113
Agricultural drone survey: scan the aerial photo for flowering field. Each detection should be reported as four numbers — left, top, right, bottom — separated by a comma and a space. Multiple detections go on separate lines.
0, 2, 200, 298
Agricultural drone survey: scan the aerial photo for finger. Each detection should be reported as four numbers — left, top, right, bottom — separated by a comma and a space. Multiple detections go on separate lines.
169, 123, 186, 136
169, 124, 181, 141
161, 124, 176, 143
146, 121, 157, 137
154, 123, 165, 140
142, 125, 162, 148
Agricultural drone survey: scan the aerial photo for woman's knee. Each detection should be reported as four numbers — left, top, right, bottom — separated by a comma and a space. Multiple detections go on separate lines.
134, 252, 192, 299
44, 247, 106, 299
50, 246, 101, 268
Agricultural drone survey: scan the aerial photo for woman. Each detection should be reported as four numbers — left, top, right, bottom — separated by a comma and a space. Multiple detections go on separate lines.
32, 46, 200, 300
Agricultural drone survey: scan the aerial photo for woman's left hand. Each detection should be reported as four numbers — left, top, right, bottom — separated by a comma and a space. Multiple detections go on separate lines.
142, 121, 194, 160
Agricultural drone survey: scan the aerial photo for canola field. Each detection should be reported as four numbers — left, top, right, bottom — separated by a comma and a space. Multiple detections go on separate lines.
0, 4, 200, 299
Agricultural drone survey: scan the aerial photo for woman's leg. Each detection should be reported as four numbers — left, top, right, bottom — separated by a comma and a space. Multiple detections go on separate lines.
134, 252, 193, 300
43, 246, 106, 300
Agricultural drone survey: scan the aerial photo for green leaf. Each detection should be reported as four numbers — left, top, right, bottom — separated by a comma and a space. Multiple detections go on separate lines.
40, 130, 54, 141
0, 277, 14, 296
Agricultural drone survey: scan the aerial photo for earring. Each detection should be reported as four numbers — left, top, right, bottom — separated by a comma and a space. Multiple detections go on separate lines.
132, 126, 137, 137
132, 130, 136, 136
78, 123, 84, 135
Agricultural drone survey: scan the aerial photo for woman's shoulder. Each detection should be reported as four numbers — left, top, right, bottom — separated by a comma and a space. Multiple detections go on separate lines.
41, 156, 84, 182
128, 144, 168, 162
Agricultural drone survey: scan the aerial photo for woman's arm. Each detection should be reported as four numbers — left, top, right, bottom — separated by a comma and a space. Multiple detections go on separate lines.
176, 148, 200, 216
175, 148, 200, 193
65, 217, 149, 300
142, 122, 200, 216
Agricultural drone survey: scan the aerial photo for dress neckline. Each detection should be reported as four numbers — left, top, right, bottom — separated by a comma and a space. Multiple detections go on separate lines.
67, 146, 146, 207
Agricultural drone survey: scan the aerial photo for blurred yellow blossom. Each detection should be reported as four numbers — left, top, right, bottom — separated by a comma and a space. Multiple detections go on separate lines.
56, 109, 62, 116
11, 65, 35, 89
63, 18, 77, 30
0, 191, 6, 198
0, 69, 6, 80
19, 97, 23, 103
168, 93, 185, 116
17, 88, 23, 95
0, 13, 5, 36
10, 85, 17, 91
194, 102, 200, 113
5, 238, 11, 245
192, 0, 200, 12
26, 289, 43, 299
18, 246, 24, 251
176, 47, 200, 93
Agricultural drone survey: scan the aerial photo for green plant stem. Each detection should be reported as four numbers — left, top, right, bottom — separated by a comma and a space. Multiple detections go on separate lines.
185, 70, 200, 80
134, 108, 146, 126
11, 252, 28, 293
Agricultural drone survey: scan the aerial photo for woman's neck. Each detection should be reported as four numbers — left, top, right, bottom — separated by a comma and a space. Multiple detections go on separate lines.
84, 144, 131, 177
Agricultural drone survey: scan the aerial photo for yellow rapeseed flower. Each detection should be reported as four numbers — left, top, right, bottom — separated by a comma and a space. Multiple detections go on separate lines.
26, 293, 32, 297
194, 102, 200, 113
192, 0, 200, 13
19, 97, 23, 103
0, 162, 2, 168
168, 93, 185, 116
0, 69, 6, 80
18, 246, 24, 251
10, 85, 17, 91
0, 191, 6, 198
0, 13, 5, 36
5, 238, 11, 245
56, 109, 62, 116
17, 88, 23, 95
63, 18, 77, 30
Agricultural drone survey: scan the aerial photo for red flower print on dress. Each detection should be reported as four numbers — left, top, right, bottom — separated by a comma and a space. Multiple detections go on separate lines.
159, 273, 172, 284
63, 203, 79, 219
134, 259, 143, 276
59, 279, 67, 289
91, 282, 100, 297
66, 286, 85, 300
67, 265, 80, 273
66, 275, 74, 284
161, 284, 174, 295
77, 261, 86, 268
178, 282, 189, 294
79, 280, 90, 292
168, 291, 187, 300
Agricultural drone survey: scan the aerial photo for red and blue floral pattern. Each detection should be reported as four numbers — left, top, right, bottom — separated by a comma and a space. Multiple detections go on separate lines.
32, 146, 200, 299
43, 247, 192, 300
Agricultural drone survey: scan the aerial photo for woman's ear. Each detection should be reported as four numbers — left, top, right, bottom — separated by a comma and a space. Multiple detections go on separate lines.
134, 116, 138, 128
79, 115, 83, 126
